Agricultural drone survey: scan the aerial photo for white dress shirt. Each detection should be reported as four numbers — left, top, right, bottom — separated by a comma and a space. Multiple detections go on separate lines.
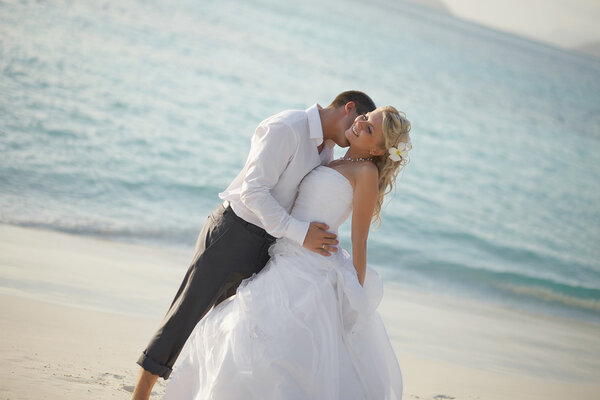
219, 104, 334, 245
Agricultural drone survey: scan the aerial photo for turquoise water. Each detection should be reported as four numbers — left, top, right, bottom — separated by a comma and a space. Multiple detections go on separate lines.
1, 0, 600, 323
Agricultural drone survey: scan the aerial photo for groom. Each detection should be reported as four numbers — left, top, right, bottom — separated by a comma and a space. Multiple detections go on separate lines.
131, 90, 376, 399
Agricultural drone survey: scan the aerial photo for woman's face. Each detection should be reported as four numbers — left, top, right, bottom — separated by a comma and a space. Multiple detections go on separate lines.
344, 109, 385, 154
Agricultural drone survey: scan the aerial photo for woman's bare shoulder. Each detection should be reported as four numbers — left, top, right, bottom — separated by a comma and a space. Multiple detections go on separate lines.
352, 162, 379, 184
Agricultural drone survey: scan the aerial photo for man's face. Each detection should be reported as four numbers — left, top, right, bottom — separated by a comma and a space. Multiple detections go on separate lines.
333, 107, 359, 148
343, 109, 359, 130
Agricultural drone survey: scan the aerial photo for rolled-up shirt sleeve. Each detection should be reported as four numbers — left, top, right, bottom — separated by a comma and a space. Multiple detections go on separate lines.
239, 121, 310, 245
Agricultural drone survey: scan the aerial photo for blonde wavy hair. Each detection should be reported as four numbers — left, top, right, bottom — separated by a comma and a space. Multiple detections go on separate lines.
372, 106, 412, 227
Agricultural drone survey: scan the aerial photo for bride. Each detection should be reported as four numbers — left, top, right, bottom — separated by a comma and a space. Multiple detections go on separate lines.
163, 106, 411, 400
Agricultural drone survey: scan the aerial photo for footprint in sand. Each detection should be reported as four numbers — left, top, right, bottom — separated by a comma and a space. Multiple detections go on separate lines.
99, 372, 125, 380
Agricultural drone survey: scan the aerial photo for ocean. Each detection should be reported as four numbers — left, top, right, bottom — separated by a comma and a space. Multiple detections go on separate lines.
1, 0, 600, 324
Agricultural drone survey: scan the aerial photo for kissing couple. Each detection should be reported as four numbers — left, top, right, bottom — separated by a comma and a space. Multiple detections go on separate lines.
131, 90, 411, 399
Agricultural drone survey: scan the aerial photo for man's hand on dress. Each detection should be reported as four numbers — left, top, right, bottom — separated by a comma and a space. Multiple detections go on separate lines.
303, 222, 338, 256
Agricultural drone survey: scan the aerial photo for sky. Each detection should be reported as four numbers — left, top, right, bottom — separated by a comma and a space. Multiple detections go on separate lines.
441, 0, 600, 48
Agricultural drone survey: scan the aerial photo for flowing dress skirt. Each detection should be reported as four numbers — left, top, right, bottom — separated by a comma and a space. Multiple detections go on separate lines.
163, 240, 403, 399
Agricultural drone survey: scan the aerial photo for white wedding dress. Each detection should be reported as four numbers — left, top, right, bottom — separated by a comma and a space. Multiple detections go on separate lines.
163, 166, 403, 399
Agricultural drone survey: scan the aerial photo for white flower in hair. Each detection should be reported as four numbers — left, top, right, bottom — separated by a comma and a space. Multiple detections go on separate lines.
388, 141, 411, 162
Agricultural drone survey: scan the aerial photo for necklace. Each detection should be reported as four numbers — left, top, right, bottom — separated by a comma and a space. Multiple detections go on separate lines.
337, 156, 374, 162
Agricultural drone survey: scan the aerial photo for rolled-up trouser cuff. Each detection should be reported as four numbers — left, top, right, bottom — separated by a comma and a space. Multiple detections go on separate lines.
137, 351, 173, 379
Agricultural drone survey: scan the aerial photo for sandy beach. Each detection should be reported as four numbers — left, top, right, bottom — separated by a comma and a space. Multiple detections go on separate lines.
1, 223, 599, 400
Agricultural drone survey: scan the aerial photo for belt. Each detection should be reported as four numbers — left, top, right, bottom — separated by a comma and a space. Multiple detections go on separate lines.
222, 201, 276, 242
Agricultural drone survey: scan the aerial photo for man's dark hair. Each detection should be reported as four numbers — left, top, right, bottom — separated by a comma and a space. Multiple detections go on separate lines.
328, 90, 376, 115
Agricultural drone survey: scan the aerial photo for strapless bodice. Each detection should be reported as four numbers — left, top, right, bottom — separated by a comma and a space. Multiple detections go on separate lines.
290, 166, 354, 234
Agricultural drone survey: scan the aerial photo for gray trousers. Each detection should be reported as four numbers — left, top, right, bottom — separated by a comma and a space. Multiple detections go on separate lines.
137, 203, 276, 379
